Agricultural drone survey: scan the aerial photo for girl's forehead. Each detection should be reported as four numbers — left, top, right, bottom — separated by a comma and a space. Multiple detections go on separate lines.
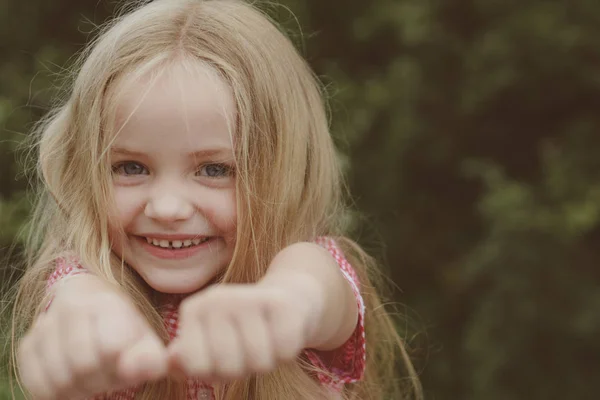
106, 60, 237, 152
115, 60, 234, 121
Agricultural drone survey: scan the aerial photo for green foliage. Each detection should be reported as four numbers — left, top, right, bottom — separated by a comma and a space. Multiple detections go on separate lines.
0, 382, 23, 400
1, 0, 598, 399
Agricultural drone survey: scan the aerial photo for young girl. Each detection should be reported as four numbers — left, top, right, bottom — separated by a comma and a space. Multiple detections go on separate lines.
11, 0, 422, 399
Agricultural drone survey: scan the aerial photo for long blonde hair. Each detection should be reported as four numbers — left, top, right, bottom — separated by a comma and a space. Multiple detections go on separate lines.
10, 0, 423, 399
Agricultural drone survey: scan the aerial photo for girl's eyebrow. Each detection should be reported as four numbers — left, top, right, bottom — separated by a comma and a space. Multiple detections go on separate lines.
111, 147, 233, 158
186, 148, 234, 159
110, 147, 146, 157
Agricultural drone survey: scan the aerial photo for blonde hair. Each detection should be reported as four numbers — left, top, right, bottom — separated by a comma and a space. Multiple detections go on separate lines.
10, 0, 423, 399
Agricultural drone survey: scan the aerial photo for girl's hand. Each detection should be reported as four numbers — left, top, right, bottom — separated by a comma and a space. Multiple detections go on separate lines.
18, 275, 168, 400
167, 282, 321, 381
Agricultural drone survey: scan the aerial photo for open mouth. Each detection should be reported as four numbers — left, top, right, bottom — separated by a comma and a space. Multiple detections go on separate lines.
143, 236, 212, 250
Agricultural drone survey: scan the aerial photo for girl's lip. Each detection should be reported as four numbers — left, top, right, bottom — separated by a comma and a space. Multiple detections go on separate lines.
135, 236, 217, 260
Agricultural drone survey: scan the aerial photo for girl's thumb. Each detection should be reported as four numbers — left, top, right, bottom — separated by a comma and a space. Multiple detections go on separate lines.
116, 331, 169, 384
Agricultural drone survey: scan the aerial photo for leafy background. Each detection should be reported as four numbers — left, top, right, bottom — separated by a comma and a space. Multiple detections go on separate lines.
1, 0, 598, 399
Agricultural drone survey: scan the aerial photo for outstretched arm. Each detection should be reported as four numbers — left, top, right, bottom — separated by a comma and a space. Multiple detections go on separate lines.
168, 239, 365, 384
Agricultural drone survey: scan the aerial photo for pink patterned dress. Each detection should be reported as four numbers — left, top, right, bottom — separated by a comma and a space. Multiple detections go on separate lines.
46, 237, 366, 399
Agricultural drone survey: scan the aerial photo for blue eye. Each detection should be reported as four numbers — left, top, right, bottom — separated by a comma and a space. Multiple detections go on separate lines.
197, 163, 233, 178
112, 162, 148, 175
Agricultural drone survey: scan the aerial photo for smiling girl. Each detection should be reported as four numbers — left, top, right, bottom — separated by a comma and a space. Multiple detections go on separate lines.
11, 1, 423, 399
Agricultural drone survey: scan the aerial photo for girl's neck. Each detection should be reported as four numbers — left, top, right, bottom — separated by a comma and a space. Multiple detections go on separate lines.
153, 278, 220, 308
154, 292, 187, 309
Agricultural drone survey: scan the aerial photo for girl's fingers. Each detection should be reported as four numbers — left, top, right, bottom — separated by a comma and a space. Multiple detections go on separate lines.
41, 313, 81, 399
92, 311, 132, 390
95, 305, 140, 359
206, 314, 245, 379
22, 362, 55, 400
267, 303, 305, 362
18, 333, 54, 400
92, 297, 164, 393
63, 309, 107, 397
169, 322, 212, 377
237, 311, 275, 373
93, 308, 146, 391
117, 331, 168, 384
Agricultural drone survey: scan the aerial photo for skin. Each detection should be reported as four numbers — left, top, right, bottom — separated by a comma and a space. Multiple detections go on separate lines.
17, 61, 358, 399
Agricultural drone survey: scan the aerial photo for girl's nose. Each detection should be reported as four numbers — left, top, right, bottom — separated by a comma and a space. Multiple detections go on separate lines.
144, 191, 194, 223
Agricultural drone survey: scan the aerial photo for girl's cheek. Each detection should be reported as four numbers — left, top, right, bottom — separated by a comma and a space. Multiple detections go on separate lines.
112, 187, 145, 225
214, 189, 237, 233
193, 186, 236, 231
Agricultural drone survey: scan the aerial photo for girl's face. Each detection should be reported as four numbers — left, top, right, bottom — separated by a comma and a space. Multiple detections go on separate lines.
108, 61, 237, 294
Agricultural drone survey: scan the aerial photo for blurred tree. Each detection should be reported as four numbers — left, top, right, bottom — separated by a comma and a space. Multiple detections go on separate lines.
1, 0, 599, 399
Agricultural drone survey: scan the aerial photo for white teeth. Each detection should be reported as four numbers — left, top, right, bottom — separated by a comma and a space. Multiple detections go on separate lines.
144, 237, 210, 249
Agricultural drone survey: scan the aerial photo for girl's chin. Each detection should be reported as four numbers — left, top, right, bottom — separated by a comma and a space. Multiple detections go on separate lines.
146, 279, 205, 295
136, 265, 219, 295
